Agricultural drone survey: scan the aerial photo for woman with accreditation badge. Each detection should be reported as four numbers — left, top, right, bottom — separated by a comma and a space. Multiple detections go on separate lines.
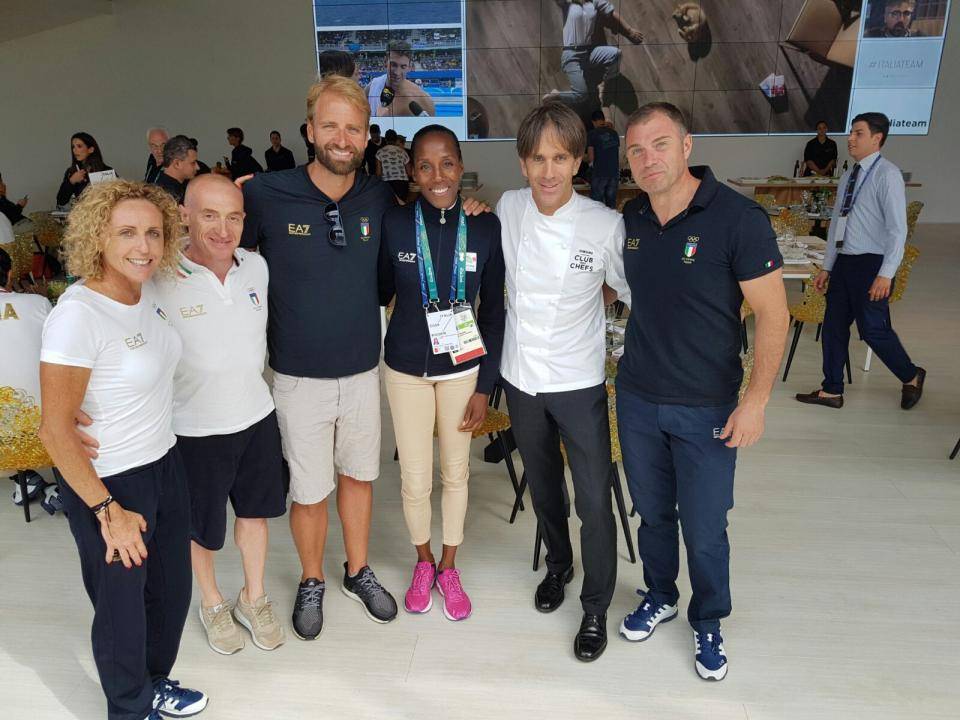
378, 124, 505, 621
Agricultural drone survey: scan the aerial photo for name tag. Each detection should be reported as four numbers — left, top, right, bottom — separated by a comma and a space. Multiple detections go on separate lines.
833, 215, 848, 249
426, 309, 460, 354
465, 252, 478, 273
449, 305, 487, 365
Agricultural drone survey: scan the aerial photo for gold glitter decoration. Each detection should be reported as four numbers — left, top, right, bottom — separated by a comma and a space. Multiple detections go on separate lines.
27, 211, 65, 249
0, 386, 53, 471
0, 235, 33, 283
890, 243, 920, 305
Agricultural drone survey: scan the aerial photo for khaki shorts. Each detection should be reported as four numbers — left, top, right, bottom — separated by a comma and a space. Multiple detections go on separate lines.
272, 367, 381, 505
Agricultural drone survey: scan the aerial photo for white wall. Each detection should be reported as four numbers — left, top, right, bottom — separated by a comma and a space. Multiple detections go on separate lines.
1, 0, 958, 221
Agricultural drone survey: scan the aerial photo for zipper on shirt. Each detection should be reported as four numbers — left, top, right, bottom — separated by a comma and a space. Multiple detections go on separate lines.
423, 215, 446, 377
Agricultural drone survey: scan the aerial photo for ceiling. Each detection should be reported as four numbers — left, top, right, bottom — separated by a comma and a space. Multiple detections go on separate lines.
0, 0, 113, 43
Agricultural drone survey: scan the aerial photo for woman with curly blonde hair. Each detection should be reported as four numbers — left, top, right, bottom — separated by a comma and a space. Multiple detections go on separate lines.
38, 180, 208, 720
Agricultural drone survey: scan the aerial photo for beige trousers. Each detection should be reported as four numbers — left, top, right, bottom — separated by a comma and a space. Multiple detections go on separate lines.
383, 365, 477, 546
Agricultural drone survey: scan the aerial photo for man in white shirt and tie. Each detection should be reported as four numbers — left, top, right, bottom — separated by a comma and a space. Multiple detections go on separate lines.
496, 101, 629, 663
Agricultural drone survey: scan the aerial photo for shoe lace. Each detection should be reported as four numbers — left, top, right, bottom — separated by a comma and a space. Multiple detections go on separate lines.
354, 569, 385, 597
154, 678, 182, 705
697, 632, 723, 656
440, 569, 465, 601
209, 603, 234, 633
542, 570, 567, 594
252, 597, 278, 629
626, 590, 654, 624
296, 584, 324, 610
411, 565, 434, 593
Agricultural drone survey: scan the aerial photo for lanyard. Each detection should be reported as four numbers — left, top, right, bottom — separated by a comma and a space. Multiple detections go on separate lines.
414, 200, 467, 309
842, 155, 881, 217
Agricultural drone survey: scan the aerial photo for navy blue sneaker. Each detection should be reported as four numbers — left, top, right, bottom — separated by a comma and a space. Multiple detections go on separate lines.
694, 629, 728, 681
153, 678, 208, 717
619, 590, 678, 641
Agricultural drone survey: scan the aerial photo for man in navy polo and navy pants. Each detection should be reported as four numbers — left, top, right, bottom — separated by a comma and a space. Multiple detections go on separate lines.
615, 103, 789, 681
796, 112, 925, 411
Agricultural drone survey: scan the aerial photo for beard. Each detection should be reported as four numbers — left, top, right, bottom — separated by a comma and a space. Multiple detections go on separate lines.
889, 22, 908, 36
315, 143, 363, 176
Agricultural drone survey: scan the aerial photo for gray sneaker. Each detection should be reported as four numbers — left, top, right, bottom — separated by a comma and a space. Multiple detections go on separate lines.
234, 591, 285, 651
292, 578, 325, 640
199, 601, 244, 655
341, 563, 398, 623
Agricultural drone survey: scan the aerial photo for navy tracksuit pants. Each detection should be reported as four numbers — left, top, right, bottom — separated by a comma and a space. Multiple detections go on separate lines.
60, 449, 192, 720
821, 253, 917, 395
616, 386, 737, 634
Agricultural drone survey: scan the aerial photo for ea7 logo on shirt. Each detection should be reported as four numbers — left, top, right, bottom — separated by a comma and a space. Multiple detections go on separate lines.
124, 333, 147, 350
1, 303, 19, 320
179, 304, 206, 319
398, 251, 417, 264
682, 236, 699, 265
626, 238, 640, 251
288, 223, 311, 237
570, 248, 596, 272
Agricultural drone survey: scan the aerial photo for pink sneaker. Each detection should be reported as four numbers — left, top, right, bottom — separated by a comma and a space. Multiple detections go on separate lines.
404, 562, 436, 614
436, 568, 472, 621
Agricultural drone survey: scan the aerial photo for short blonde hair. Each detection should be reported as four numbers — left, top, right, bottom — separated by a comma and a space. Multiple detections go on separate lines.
62, 180, 183, 281
306, 74, 370, 125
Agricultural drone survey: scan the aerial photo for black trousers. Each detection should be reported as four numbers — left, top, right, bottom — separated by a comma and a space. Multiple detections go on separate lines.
822, 253, 917, 395
60, 448, 192, 720
503, 379, 617, 614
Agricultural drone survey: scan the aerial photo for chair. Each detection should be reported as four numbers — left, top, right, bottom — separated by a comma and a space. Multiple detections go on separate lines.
515, 388, 636, 571
863, 242, 921, 371
950, 436, 960, 461
905, 200, 924, 243
0, 386, 56, 522
771, 210, 814, 238
740, 300, 753, 353
781, 272, 852, 383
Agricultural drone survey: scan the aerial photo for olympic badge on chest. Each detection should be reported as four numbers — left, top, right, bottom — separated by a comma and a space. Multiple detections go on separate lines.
247, 286, 264, 312
682, 236, 699, 265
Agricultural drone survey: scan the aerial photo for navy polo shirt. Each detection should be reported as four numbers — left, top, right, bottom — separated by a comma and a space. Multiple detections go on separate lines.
240, 166, 396, 378
618, 166, 782, 406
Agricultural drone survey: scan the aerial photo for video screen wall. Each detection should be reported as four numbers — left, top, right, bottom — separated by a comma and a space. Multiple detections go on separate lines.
312, 0, 950, 138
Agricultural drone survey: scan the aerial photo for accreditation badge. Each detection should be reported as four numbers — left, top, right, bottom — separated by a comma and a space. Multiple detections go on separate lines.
833, 215, 848, 249
426, 309, 460, 354
449, 305, 487, 365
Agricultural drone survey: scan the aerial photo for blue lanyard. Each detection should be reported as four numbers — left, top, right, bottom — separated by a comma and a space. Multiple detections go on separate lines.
842, 155, 881, 217
414, 200, 467, 309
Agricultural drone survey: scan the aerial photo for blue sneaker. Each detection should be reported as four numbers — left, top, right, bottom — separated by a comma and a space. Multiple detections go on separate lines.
619, 590, 678, 641
153, 678, 208, 717
694, 629, 728, 681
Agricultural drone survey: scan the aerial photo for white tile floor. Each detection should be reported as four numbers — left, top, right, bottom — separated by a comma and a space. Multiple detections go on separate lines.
3, 225, 959, 719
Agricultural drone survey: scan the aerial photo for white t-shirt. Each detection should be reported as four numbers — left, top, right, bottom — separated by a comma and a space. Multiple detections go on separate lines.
40, 283, 182, 477
496, 188, 629, 395
367, 74, 389, 113
377, 145, 410, 182
0, 290, 52, 401
562, 0, 614, 47
153, 249, 274, 436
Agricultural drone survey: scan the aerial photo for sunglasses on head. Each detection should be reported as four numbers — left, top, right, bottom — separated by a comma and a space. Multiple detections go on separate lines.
324, 202, 346, 248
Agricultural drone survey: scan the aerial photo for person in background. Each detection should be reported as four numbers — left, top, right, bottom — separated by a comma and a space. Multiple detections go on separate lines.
153, 174, 287, 655
865, 0, 923, 37
188, 139, 212, 175
586, 109, 620, 209
376, 129, 411, 201
154, 135, 199, 205
1, 245, 52, 507
796, 112, 925, 410
617, 102, 788, 682
145, 128, 169, 184
803, 120, 838, 177
38, 180, 207, 720
318, 48, 360, 82
378, 125, 505, 622
225, 128, 263, 180
56, 132, 112, 207
299, 123, 315, 163
0, 173, 28, 225
496, 101, 629, 662
264, 131, 296, 172
364, 124, 383, 176
365, 40, 436, 117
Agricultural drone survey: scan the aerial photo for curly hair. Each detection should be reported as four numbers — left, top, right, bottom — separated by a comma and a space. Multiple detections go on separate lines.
61, 180, 183, 281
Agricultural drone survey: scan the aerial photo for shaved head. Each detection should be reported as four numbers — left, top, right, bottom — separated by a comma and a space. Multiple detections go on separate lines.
183, 173, 242, 209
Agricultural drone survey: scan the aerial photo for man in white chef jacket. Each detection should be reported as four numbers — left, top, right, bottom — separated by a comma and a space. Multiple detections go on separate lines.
496, 100, 629, 663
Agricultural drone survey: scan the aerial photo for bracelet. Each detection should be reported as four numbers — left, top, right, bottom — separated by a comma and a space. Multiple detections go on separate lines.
91, 496, 114, 517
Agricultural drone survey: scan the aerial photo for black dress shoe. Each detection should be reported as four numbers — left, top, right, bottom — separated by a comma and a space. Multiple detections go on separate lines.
901, 367, 926, 410
535, 565, 574, 613
795, 389, 843, 408
574, 613, 607, 662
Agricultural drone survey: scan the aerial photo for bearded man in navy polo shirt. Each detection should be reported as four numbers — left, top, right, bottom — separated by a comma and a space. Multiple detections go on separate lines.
615, 103, 789, 681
